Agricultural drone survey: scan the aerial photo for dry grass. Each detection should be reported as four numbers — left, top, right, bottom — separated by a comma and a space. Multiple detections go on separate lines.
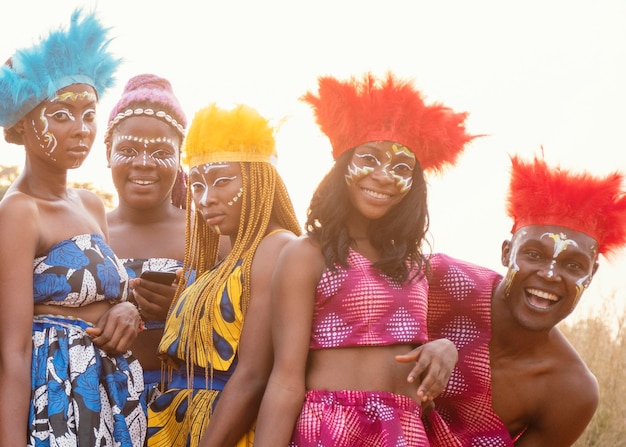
559, 299, 626, 447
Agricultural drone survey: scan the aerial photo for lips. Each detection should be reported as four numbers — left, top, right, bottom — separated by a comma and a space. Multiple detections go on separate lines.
203, 213, 225, 226
361, 187, 392, 200
67, 145, 89, 156
525, 287, 559, 310
129, 178, 158, 186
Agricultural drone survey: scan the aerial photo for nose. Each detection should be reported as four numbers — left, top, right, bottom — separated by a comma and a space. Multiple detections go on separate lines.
74, 116, 93, 138
370, 165, 395, 184
132, 149, 158, 168
537, 260, 561, 281
196, 186, 217, 208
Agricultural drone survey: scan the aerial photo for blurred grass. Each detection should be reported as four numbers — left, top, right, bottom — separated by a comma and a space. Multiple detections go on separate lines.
559, 296, 626, 447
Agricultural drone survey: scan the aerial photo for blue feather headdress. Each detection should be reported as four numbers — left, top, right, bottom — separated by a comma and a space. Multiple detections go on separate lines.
0, 8, 121, 129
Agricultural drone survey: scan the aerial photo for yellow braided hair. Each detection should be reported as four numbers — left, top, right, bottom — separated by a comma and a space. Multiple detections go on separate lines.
163, 103, 301, 392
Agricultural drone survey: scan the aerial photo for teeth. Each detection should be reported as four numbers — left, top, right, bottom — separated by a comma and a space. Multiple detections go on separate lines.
363, 188, 390, 199
132, 179, 155, 185
527, 288, 558, 301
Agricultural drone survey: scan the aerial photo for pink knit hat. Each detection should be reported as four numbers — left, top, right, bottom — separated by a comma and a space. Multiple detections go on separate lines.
104, 73, 187, 148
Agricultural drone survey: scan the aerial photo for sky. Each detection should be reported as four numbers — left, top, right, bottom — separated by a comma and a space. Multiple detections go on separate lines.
2, 0, 626, 328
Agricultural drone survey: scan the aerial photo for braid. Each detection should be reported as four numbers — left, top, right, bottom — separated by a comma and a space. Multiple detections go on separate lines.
273, 174, 303, 234
170, 167, 188, 209
165, 161, 301, 388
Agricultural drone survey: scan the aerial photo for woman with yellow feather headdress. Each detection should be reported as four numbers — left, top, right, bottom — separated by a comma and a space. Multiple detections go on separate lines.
147, 103, 301, 447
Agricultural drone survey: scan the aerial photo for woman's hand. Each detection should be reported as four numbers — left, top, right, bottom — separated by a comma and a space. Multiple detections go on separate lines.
129, 277, 178, 322
395, 338, 458, 403
85, 302, 141, 356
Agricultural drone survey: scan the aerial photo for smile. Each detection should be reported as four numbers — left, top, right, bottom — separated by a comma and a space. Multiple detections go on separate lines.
130, 179, 157, 185
362, 188, 391, 200
525, 287, 559, 309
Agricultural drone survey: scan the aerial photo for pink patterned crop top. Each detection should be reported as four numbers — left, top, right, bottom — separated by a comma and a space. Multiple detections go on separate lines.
310, 249, 429, 349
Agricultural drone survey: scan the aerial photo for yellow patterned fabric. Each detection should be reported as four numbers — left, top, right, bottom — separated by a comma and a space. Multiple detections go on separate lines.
147, 388, 254, 447
159, 259, 244, 371
148, 260, 253, 447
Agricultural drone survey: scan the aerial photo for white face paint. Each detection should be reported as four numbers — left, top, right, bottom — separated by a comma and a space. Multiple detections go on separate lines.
504, 227, 596, 302
110, 134, 178, 168
345, 143, 415, 193
32, 90, 97, 162
189, 162, 242, 235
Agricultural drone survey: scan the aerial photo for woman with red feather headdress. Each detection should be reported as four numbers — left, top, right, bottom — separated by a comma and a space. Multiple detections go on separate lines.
254, 72, 477, 446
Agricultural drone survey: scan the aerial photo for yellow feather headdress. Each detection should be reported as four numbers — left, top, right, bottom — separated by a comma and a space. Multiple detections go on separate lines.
183, 103, 277, 168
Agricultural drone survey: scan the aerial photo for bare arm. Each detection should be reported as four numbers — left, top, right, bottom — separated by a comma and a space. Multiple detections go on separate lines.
254, 237, 323, 447
0, 195, 38, 444
78, 189, 142, 354
198, 230, 298, 447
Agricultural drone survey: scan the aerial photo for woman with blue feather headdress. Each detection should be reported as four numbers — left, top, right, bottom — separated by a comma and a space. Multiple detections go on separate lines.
0, 9, 146, 446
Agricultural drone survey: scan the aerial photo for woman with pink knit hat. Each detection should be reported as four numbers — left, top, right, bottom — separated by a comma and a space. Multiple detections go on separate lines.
104, 73, 188, 401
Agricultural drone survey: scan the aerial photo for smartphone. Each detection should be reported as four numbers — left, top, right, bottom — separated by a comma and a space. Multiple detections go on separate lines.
139, 270, 177, 286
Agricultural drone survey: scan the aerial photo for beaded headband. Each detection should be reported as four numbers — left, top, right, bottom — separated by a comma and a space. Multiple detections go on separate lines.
0, 9, 120, 129
104, 73, 187, 147
106, 107, 185, 141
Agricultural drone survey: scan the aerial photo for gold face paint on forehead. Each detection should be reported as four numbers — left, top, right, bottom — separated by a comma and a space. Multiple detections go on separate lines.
391, 143, 413, 158
541, 232, 579, 258
51, 91, 97, 103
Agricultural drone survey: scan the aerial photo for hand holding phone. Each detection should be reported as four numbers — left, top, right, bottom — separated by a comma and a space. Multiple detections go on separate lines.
139, 270, 177, 286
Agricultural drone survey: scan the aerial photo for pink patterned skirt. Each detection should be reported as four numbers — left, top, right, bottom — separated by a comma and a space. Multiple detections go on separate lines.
291, 389, 430, 446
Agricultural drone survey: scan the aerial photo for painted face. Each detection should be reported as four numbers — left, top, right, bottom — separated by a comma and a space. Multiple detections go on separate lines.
501, 224, 599, 330
189, 162, 243, 236
346, 141, 417, 220
108, 115, 181, 209
18, 84, 97, 169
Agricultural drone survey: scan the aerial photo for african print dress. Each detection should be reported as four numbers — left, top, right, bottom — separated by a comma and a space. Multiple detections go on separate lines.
30, 233, 146, 447
147, 259, 253, 447
424, 253, 513, 447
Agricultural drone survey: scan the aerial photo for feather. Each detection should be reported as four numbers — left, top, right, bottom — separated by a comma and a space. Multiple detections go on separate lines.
301, 72, 477, 172
183, 103, 277, 168
507, 155, 626, 256
0, 8, 121, 128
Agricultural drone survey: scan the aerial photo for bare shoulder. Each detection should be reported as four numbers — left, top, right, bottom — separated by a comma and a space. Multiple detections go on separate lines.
279, 235, 323, 262
0, 190, 39, 232
74, 188, 105, 212
74, 188, 107, 231
530, 331, 599, 441
255, 234, 324, 272
550, 330, 599, 402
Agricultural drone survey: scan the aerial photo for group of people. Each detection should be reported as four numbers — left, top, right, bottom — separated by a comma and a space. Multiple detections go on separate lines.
1, 8, 625, 447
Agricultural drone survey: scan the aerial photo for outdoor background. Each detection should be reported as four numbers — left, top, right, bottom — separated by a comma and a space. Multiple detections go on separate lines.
1, 1, 625, 443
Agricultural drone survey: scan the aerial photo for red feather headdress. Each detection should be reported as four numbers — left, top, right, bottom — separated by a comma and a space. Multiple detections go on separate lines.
301, 72, 477, 172
507, 155, 626, 256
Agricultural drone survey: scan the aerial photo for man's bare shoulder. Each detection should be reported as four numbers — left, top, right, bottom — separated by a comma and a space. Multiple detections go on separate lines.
546, 328, 598, 398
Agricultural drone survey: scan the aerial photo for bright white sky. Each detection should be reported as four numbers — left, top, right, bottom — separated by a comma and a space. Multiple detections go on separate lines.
2, 0, 626, 326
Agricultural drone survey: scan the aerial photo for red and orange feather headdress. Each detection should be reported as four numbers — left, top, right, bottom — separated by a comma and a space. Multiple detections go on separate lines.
301, 72, 477, 172
507, 155, 626, 256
